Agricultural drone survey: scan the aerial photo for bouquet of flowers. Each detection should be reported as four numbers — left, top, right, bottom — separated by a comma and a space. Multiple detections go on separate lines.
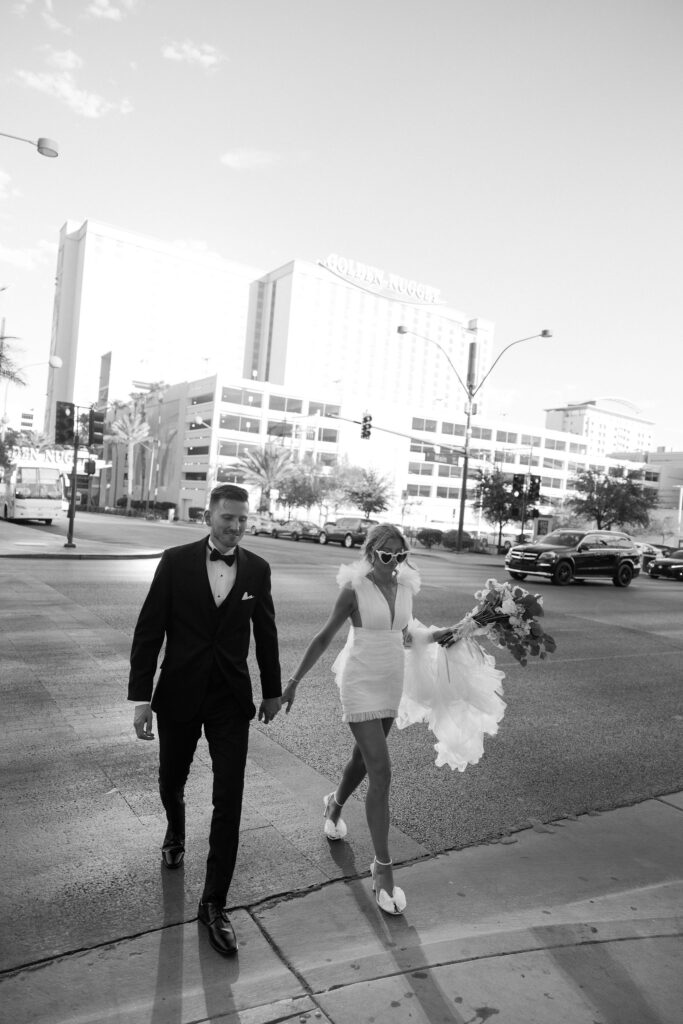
451, 578, 557, 666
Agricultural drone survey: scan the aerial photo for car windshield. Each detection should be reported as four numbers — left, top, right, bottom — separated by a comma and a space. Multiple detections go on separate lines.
541, 532, 584, 547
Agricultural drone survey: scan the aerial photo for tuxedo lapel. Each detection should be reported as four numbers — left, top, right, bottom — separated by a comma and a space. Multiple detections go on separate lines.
219, 546, 250, 617
190, 537, 217, 615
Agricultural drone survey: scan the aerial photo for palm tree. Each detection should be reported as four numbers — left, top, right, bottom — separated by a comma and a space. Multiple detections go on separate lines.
106, 409, 150, 511
234, 443, 296, 511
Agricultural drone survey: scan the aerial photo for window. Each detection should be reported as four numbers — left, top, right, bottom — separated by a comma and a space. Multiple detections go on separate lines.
408, 462, 433, 477
544, 438, 567, 451
543, 457, 565, 470
189, 417, 211, 429
471, 426, 491, 440
268, 420, 292, 438
436, 486, 459, 499
438, 464, 460, 478
570, 443, 587, 454
318, 428, 338, 443
268, 394, 303, 413
309, 401, 341, 418
183, 472, 207, 481
186, 445, 209, 456
521, 433, 541, 446
222, 387, 262, 407
412, 417, 437, 433
441, 421, 455, 435
215, 467, 244, 483
190, 393, 214, 406
496, 430, 518, 444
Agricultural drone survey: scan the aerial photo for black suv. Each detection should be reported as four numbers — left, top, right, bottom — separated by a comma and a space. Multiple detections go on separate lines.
318, 517, 379, 548
505, 529, 641, 587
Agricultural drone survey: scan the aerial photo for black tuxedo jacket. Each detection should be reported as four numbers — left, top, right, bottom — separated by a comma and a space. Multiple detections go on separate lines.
128, 538, 281, 721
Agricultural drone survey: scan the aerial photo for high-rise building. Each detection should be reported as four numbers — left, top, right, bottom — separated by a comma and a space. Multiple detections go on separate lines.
44, 220, 262, 437
545, 398, 654, 456
242, 255, 495, 421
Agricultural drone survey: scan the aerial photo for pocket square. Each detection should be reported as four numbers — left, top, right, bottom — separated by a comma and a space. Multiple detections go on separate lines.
242, 592, 254, 601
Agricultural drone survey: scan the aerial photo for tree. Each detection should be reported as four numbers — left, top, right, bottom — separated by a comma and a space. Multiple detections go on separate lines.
106, 410, 150, 512
345, 468, 392, 518
233, 443, 296, 510
277, 465, 319, 515
473, 469, 517, 549
0, 329, 27, 442
568, 469, 658, 530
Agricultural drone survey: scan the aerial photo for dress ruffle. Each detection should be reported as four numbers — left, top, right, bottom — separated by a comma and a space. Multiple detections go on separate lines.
397, 626, 506, 771
336, 559, 420, 593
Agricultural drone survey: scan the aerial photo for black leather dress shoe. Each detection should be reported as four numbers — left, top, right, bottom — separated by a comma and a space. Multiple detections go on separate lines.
161, 833, 185, 869
198, 900, 238, 956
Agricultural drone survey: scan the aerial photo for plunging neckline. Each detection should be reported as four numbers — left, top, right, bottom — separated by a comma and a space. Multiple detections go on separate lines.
368, 573, 398, 628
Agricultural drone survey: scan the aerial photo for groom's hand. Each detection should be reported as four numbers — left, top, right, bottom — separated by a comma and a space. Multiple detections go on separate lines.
258, 697, 281, 724
133, 703, 155, 740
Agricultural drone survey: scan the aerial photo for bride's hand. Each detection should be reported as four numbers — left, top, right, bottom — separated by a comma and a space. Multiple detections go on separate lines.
282, 678, 299, 714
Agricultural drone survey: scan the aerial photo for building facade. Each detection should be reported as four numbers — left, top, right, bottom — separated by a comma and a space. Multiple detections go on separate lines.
545, 398, 654, 456
44, 219, 262, 439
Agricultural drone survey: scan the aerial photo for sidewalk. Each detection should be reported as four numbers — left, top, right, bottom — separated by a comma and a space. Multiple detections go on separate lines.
0, 517, 162, 559
0, 520, 681, 1023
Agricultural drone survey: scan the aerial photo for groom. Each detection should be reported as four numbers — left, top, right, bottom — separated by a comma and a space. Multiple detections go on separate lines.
129, 483, 282, 956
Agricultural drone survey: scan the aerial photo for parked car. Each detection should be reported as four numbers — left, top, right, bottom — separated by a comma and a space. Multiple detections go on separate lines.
318, 517, 379, 548
505, 529, 641, 587
271, 519, 322, 542
648, 549, 683, 581
246, 513, 275, 536
635, 542, 662, 573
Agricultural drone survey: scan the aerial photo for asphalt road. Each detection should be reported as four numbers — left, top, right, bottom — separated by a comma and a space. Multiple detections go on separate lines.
14, 514, 683, 852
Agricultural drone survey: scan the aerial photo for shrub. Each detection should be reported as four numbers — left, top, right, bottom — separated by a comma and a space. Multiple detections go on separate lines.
442, 530, 475, 551
416, 528, 443, 549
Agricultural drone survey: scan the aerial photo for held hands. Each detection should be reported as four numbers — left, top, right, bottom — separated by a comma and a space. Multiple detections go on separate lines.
258, 697, 282, 724
133, 703, 155, 740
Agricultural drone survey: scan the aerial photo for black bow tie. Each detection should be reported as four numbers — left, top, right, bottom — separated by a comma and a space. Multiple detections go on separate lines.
210, 548, 236, 566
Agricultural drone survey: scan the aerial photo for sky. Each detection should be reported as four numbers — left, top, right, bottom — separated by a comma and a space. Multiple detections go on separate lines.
2, 0, 682, 447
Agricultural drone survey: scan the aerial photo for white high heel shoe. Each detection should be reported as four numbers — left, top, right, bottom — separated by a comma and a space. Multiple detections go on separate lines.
323, 792, 347, 841
370, 858, 406, 915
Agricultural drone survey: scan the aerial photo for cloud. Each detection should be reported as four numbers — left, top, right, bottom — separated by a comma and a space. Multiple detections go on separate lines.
220, 148, 281, 171
85, 0, 136, 21
45, 47, 83, 71
15, 67, 132, 117
12, 0, 72, 31
0, 170, 22, 202
162, 40, 225, 70
0, 239, 56, 271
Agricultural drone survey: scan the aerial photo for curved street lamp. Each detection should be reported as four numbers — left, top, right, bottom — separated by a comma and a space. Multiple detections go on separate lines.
397, 325, 552, 550
0, 131, 59, 158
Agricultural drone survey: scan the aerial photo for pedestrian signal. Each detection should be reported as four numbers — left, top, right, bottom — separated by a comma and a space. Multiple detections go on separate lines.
360, 413, 373, 439
88, 407, 106, 447
55, 401, 75, 445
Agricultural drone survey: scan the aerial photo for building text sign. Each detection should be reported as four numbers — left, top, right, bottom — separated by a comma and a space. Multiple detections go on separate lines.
320, 254, 441, 305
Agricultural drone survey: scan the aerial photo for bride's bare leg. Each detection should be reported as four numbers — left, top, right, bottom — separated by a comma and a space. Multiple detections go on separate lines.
348, 718, 396, 893
326, 719, 393, 826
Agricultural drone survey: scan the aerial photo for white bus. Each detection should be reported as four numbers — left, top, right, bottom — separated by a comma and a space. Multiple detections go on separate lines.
2, 457, 68, 524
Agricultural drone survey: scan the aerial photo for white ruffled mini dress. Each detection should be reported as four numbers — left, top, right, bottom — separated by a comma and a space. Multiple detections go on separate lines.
332, 561, 419, 723
332, 560, 506, 771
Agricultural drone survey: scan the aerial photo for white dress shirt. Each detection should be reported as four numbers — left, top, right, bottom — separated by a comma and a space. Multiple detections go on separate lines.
206, 540, 237, 606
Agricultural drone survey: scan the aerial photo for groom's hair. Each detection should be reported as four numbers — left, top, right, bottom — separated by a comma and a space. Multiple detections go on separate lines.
208, 484, 249, 508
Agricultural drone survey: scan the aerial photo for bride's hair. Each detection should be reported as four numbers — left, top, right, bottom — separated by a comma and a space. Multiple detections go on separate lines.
362, 523, 408, 563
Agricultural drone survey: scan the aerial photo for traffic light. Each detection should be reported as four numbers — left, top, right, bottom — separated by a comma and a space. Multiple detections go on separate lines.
88, 407, 106, 446
528, 474, 541, 503
512, 473, 525, 498
55, 401, 75, 445
360, 412, 373, 439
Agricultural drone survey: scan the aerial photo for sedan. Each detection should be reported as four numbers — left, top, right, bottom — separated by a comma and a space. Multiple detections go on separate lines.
271, 519, 322, 542
635, 542, 663, 573
648, 549, 683, 581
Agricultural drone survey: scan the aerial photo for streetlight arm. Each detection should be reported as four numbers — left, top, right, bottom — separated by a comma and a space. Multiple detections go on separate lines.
0, 131, 59, 157
473, 330, 552, 397
396, 325, 471, 398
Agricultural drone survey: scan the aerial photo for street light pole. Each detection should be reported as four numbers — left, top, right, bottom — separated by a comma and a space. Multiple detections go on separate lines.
397, 325, 552, 550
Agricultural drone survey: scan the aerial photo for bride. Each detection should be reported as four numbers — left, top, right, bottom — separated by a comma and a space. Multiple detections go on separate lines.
282, 523, 504, 916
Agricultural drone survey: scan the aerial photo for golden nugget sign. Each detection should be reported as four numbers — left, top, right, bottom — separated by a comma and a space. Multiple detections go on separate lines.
320, 253, 441, 304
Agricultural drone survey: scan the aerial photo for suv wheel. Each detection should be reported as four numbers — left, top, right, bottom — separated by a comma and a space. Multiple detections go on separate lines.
292, 533, 300, 541
318, 532, 328, 545
508, 571, 527, 580
552, 561, 573, 586
271, 529, 279, 539
612, 562, 634, 587
343, 534, 354, 548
